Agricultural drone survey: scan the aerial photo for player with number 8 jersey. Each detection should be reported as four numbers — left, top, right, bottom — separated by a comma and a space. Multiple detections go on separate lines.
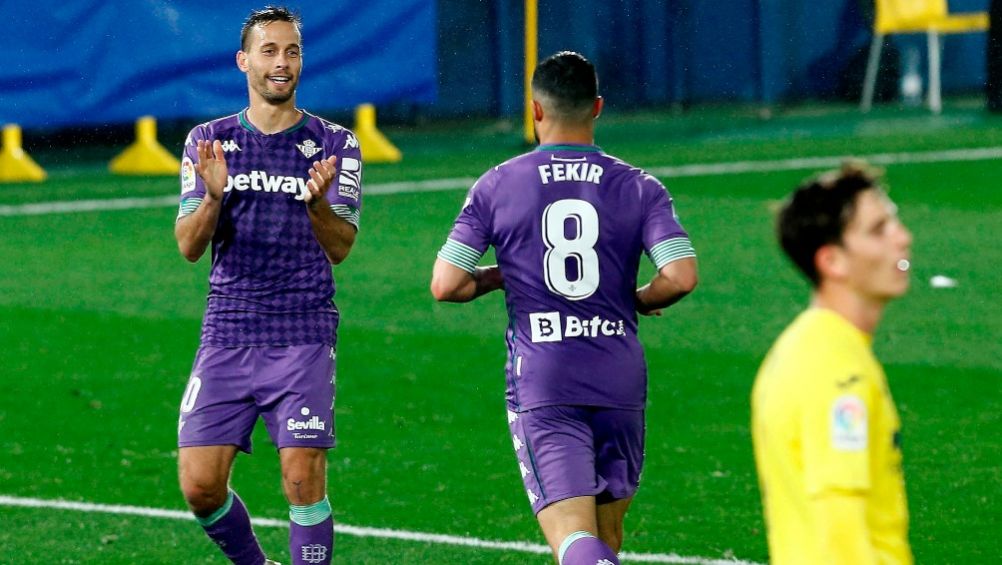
440, 144, 692, 410
431, 51, 698, 565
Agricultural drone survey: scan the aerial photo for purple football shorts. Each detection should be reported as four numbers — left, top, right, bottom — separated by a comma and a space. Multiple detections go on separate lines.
507, 404, 645, 514
177, 344, 335, 453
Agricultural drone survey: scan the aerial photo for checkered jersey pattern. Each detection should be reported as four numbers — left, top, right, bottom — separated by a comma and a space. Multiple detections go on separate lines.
178, 110, 363, 347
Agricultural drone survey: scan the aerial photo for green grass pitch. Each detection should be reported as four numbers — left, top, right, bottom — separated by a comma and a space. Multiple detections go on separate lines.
0, 102, 999, 563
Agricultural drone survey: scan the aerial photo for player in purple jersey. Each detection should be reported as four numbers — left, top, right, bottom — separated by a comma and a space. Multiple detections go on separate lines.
431, 52, 698, 565
173, 7, 361, 565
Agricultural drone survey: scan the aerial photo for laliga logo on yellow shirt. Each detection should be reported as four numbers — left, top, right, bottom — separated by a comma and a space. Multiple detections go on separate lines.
831, 394, 868, 451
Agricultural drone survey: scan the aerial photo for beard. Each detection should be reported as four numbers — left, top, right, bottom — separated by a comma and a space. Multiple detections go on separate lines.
261, 87, 295, 104
252, 74, 298, 105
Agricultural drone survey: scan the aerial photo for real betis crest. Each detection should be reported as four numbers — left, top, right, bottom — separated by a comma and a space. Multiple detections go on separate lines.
297, 139, 323, 158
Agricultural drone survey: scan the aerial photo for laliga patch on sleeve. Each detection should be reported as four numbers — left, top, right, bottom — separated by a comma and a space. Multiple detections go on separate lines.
181, 157, 196, 194
831, 394, 868, 451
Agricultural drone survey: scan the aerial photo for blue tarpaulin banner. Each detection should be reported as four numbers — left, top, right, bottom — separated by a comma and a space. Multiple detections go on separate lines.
0, 1, 437, 128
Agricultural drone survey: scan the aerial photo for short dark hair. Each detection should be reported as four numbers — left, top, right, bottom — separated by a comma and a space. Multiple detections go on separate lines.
241, 6, 302, 51
531, 51, 598, 122
777, 161, 883, 287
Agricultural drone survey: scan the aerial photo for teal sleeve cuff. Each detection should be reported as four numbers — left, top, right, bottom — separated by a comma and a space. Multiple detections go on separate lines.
177, 197, 203, 219
648, 237, 696, 269
437, 238, 483, 273
331, 204, 360, 229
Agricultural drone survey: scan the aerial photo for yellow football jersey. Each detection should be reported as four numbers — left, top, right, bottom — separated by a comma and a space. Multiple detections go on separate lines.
752, 308, 912, 565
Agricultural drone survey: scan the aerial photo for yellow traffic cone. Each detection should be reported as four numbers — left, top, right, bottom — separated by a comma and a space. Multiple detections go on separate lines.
109, 116, 180, 175
0, 124, 47, 182
354, 104, 402, 163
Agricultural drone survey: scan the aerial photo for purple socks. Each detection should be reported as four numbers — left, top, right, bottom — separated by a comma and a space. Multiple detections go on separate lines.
289, 496, 333, 564
197, 490, 267, 565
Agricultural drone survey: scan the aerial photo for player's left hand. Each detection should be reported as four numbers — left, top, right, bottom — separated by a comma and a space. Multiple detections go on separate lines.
304, 156, 338, 210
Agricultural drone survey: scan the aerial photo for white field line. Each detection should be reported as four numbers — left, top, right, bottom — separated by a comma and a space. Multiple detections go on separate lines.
0, 178, 478, 217
3, 146, 998, 218
647, 146, 1002, 178
0, 495, 762, 565
0, 195, 179, 217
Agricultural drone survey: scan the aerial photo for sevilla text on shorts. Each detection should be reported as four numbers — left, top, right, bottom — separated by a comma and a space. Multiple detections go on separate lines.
287, 415, 326, 431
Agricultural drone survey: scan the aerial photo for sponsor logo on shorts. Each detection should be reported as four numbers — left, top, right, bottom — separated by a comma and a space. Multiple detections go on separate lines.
288, 406, 325, 439
528, 311, 626, 343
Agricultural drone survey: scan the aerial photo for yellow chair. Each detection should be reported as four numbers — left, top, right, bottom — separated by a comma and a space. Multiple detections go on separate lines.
861, 0, 990, 113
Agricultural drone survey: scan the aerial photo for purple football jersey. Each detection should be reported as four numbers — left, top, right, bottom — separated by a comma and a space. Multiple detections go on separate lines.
178, 110, 363, 347
439, 144, 694, 410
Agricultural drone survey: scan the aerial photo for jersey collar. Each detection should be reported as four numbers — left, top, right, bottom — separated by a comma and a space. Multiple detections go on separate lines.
238, 109, 310, 135
535, 143, 602, 153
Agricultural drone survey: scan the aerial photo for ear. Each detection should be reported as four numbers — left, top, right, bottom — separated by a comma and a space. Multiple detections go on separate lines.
815, 243, 848, 282
236, 50, 249, 72
593, 96, 604, 119
532, 100, 544, 122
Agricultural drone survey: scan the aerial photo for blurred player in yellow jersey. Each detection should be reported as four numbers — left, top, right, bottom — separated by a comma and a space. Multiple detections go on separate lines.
752, 161, 914, 565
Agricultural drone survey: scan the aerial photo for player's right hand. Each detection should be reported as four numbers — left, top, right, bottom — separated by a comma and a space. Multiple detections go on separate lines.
195, 139, 228, 201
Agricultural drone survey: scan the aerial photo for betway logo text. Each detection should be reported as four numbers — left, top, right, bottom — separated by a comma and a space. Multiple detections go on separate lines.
287, 415, 325, 431
224, 171, 309, 200
528, 311, 626, 343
